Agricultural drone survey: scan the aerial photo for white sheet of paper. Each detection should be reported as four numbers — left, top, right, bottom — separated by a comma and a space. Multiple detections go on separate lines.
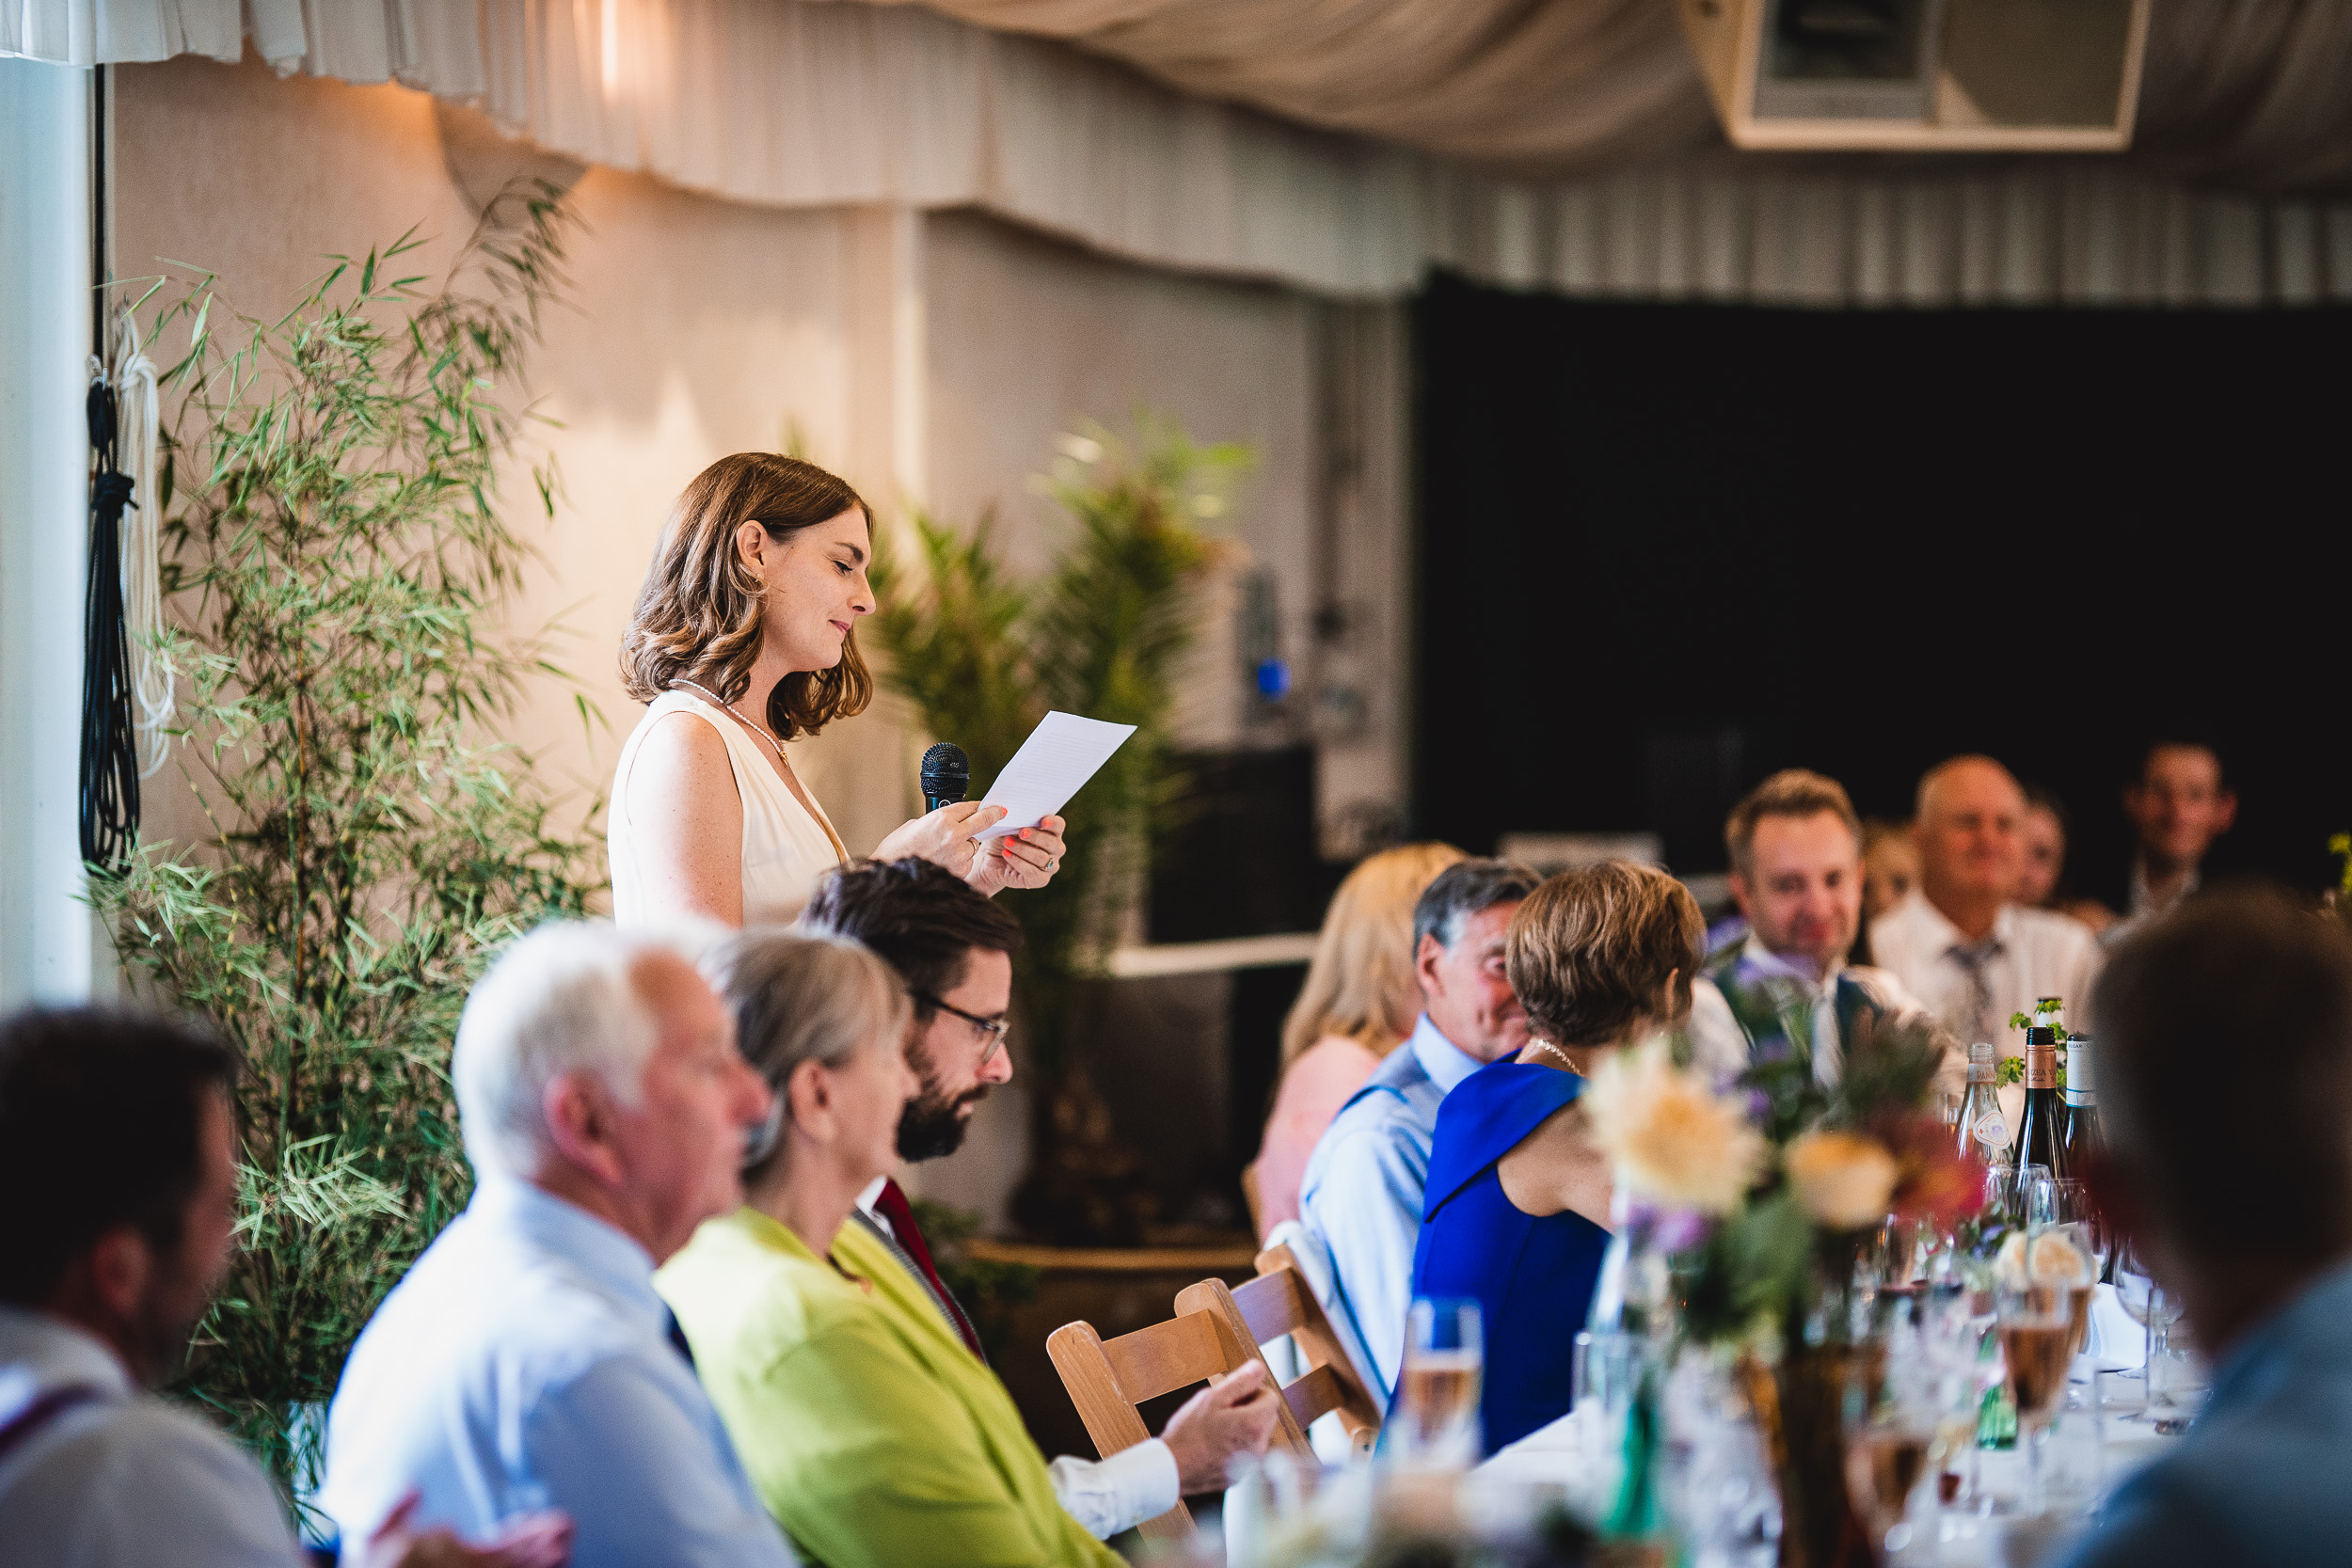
975, 711, 1136, 840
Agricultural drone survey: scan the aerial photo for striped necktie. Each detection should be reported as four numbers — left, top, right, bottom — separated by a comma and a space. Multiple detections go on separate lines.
1946, 936, 2005, 1046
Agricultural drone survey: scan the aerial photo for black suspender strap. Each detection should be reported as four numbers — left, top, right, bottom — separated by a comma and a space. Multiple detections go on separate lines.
0, 1384, 108, 1469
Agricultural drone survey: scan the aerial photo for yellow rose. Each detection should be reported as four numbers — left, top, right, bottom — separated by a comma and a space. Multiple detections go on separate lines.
1581, 1041, 1766, 1214
1785, 1131, 1901, 1230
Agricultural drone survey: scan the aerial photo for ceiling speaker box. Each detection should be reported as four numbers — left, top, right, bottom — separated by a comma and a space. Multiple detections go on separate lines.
1677, 0, 2151, 151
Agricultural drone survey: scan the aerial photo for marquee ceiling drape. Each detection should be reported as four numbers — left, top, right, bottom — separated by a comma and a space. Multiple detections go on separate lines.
10, 0, 2352, 303
868, 1, 2352, 190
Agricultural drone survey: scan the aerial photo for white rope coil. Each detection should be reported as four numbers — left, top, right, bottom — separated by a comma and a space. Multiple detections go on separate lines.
101, 309, 174, 778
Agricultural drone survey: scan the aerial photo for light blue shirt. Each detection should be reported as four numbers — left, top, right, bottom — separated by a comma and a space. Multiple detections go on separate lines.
0, 1306, 304, 1568
2058, 1256, 2352, 1568
320, 1179, 798, 1568
1296, 1013, 1483, 1406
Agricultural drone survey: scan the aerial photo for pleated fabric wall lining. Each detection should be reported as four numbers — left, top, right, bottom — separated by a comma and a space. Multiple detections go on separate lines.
10, 0, 2352, 305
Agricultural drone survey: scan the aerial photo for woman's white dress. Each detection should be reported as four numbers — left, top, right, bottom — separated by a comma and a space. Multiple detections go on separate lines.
608, 688, 849, 927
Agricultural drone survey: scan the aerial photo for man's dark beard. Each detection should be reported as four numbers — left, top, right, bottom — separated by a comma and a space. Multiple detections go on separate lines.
896, 1083, 990, 1162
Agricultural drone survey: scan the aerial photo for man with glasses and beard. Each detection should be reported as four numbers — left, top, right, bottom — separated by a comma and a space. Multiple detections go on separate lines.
800, 860, 1276, 1539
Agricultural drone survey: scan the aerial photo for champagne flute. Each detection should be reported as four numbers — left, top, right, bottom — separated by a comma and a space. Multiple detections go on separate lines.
1393, 1297, 1482, 1470
1996, 1284, 2074, 1514
1843, 1352, 1937, 1561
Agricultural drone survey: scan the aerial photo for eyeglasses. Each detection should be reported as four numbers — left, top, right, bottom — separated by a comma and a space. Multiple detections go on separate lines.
914, 992, 1009, 1068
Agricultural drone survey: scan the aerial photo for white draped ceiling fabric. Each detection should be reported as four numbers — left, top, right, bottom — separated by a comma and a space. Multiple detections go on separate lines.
12, 0, 2352, 305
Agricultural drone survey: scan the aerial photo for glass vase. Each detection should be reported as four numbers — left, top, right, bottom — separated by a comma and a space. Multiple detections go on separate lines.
1737, 1344, 1882, 1568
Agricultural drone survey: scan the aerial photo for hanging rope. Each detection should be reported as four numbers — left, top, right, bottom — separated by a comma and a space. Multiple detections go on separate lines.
81, 358, 139, 873
110, 310, 173, 777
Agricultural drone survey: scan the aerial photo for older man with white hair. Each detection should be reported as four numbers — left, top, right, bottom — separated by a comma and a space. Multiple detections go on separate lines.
1871, 756, 2104, 1089
320, 922, 797, 1568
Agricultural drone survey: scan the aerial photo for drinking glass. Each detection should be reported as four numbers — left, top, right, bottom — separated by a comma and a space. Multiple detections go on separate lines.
1995, 1284, 2074, 1513
1393, 1297, 1483, 1469
1843, 1341, 1939, 1560
2051, 1179, 2111, 1280
2018, 1165, 2058, 1231
2112, 1241, 2197, 1433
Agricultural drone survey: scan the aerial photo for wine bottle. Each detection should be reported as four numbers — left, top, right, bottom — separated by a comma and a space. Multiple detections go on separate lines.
2060, 1034, 2101, 1168
1955, 1039, 2014, 1187
2011, 1023, 2065, 1179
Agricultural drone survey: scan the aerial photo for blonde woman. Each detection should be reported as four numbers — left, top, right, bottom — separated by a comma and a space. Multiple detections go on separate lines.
1249, 842, 1464, 1237
610, 453, 1065, 927
660, 931, 1276, 1567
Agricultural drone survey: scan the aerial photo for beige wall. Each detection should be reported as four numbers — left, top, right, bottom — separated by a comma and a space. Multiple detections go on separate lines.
112, 55, 1406, 1227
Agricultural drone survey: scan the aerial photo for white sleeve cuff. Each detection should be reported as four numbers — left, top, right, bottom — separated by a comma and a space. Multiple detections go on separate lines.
1046, 1438, 1181, 1540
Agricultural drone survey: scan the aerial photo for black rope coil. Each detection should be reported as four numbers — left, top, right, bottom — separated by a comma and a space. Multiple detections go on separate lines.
81, 378, 139, 873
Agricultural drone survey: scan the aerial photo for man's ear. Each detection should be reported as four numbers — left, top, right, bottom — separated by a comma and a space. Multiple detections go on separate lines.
79, 1227, 154, 1324
1414, 932, 1445, 997
1727, 871, 1755, 922
2216, 789, 2239, 835
543, 1072, 628, 1187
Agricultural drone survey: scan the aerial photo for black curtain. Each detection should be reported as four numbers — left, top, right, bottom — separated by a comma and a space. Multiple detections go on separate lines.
1413, 270, 2349, 906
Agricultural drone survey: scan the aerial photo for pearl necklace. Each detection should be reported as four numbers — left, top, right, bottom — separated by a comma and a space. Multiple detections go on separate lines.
1529, 1039, 1583, 1074
672, 678, 790, 767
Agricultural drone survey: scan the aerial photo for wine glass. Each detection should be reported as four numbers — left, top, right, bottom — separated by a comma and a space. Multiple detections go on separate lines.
2018, 1165, 2058, 1230
2111, 1242, 2195, 1433
2051, 1179, 2111, 1280
1996, 1283, 2074, 1514
1843, 1345, 1938, 1561
1393, 1296, 1482, 1470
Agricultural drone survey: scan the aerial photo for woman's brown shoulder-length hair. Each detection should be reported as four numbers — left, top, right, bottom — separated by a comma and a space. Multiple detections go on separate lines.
620, 452, 875, 740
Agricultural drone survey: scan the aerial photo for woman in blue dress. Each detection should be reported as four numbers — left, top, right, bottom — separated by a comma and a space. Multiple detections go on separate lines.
1407, 861, 1706, 1456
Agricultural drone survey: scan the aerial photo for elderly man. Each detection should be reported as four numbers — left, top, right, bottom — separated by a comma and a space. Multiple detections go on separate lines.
0, 1008, 565, 1568
2059, 890, 2352, 1567
798, 859, 1278, 1537
321, 923, 795, 1568
2111, 740, 2238, 935
1297, 857, 1543, 1405
1870, 756, 2103, 1076
1689, 769, 1936, 1087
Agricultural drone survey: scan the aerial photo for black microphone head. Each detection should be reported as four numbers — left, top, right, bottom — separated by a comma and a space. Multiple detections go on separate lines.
920, 742, 969, 806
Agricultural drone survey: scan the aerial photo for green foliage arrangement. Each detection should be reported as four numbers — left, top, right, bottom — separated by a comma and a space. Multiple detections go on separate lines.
868, 420, 1250, 1242
90, 189, 602, 1494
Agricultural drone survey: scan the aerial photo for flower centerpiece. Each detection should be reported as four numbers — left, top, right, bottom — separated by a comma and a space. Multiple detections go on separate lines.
1584, 1019, 1980, 1568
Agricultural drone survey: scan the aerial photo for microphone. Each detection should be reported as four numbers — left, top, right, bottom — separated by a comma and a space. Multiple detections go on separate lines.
920, 742, 970, 814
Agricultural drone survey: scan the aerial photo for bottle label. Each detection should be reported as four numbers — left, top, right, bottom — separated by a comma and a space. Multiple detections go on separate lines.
1972, 1111, 2010, 1151
2024, 1044, 2058, 1089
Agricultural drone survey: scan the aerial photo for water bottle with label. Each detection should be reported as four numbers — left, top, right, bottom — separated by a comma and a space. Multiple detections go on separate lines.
1954, 1040, 2014, 1202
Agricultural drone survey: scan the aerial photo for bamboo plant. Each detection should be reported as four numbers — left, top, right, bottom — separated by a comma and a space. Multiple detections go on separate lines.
868, 421, 1249, 1243
90, 187, 603, 1498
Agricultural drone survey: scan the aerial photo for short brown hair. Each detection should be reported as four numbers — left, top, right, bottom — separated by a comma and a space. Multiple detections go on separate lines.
619, 453, 875, 740
1506, 862, 1704, 1048
1724, 769, 1863, 880
802, 859, 1025, 1021
2095, 887, 2352, 1263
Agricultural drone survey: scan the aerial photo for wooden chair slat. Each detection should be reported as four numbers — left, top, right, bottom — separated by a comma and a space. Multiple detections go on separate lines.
1044, 1320, 1196, 1542
1097, 1309, 1227, 1402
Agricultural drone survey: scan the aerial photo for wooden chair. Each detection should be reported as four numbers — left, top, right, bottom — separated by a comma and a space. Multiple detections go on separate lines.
1178, 1243, 1383, 1457
1046, 1302, 1308, 1543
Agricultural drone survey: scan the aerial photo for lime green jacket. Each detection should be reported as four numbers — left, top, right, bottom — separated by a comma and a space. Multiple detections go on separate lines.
657, 1208, 1122, 1568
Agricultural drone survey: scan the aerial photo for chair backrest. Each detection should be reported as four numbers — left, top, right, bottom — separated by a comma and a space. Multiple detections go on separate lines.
1046, 1302, 1303, 1543
1178, 1245, 1383, 1456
